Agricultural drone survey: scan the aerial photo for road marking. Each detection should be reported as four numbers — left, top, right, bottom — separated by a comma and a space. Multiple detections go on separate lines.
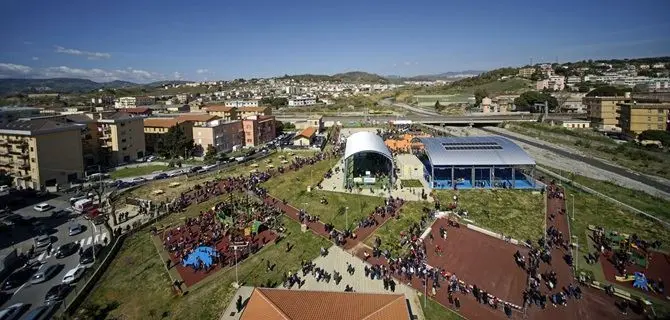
79, 239, 87, 247
37, 251, 47, 261
94, 234, 100, 243
85, 237, 93, 246
100, 232, 108, 244
91, 222, 98, 233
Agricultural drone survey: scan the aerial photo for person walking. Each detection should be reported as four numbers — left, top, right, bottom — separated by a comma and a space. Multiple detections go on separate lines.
454, 297, 461, 310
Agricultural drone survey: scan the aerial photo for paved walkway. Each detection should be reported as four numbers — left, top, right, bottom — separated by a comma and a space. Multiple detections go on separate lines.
289, 245, 425, 320
220, 285, 255, 320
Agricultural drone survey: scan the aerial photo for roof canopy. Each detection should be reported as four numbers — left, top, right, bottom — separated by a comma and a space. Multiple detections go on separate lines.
344, 131, 393, 162
418, 136, 535, 166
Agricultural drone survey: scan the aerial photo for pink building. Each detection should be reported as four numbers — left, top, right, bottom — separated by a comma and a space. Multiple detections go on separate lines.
192, 120, 244, 155
536, 76, 565, 91
242, 115, 276, 147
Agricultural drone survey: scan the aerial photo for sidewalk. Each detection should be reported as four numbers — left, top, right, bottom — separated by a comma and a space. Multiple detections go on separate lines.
219, 286, 255, 320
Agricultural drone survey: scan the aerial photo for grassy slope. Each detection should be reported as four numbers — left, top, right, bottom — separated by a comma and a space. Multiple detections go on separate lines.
434, 189, 545, 242
86, 216, 328, 320
423, 297, 465, 320
364, 201, 432, 256
110, 164, 168, 179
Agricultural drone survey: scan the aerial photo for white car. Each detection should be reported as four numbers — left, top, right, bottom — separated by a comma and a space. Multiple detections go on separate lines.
33, 203, 53, 212
62, 266, 86, 284
146, 155, 158, 162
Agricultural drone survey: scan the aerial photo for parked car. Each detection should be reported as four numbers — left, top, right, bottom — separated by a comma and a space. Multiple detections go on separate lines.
131, 177, 147, 183
146, 155, 158, 162
153, 173, 168, 180
19, 304, 56, 320
0, 303, 28, 320
55, 243, 79, 259
68, 223, 84, 236
33, 203, 53, 212
79, 244, 103, 265
44, 284, 70, 304
189, 166, 202, 173
34, 234, 51, 248
30, 264, 62, 284
50, 208, 71, 219
69, 195, 88, 206
62, 266, 86, 284
0, 291, 10, 306
167, 170, 184, 177
2, 267, 36, 290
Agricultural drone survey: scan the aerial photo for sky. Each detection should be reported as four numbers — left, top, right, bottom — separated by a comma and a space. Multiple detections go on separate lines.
0, 0, 669, 82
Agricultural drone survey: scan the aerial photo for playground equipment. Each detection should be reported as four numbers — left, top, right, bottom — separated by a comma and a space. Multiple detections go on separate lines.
182, 246, 218, 269
615, 272, 655, 292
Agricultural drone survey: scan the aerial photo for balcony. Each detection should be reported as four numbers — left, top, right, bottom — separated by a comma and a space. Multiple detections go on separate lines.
19, 163, 30, 170
8, 150, 23, 156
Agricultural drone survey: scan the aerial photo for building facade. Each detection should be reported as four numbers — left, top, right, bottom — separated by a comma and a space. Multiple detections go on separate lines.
143, 118, 193, 154
96, 113, 146, 165
238, 106, 272, 119
518, 67, 536, 78
288, 97, 317, 107
617, 102, 670, 137
536, 76, 565, 91
293, 127, 316, 146
242, 115, 276, 147
0, 119, 84, 189
115, 96, 156, 108
225, 100, 259, 108
203, 106, 238, 121
192, 120, 244, 155
583, 95, 628, 131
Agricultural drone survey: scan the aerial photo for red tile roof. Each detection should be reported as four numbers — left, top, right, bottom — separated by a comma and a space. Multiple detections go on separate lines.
240, 288, 410, 320
176, 114, 220, 123
204, 105, 235, 112
296, 126, 316, 139
238, 106, 270, 112
143, 118, 181, 128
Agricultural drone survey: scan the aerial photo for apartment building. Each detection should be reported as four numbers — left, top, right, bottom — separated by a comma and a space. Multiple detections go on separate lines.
192, 120, 244, 155
0, 107, 42, 126
518, 67, 536, 78
294, 115, 324, 132
536, 76, 565, 91
115, 96, 156, 108
96, 113, 146, 165
203, 106, 238, 121
176, 114, 221, 126
617, 101, 670, 137
91, 96, 115, 105
143, 118, 193, 153
238, 106, 272, 118
176, 94, 189, 104
242, 115, 276, 147
0, 119, 84, 188
288, 97, 317, 107
225, 100, 259, 108
583, 95, 628, 131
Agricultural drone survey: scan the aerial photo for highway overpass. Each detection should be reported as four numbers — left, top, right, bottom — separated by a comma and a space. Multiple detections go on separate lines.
276, 113, 582, 125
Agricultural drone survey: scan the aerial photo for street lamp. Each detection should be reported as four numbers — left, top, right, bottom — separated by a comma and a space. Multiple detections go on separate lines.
345, 207, 349, 231
571, 194, 575, 221
233, 245, 239, 288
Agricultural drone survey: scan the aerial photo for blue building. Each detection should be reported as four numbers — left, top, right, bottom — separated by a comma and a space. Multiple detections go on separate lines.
414, 136, 538, 189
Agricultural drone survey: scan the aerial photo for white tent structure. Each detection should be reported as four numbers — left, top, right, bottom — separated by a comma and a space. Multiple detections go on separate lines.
343, 132, 394, 188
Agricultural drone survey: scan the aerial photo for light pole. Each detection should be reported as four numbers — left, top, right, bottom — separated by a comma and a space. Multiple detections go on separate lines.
345, 207, 349, 231
571, 194, 575, 221
233, 245, 239, 288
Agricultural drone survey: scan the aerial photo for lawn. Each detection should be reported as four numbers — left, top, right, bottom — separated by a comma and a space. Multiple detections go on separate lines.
122, 151, 303, 202
364, 201, 432, 257
85, 215, 329, 320
263, 156, 386, 230
110, 164, 168, 179
541, 165, 670, 222
434, 189, 545, 242
423, 297, 465, 320
400, 179, 424, 188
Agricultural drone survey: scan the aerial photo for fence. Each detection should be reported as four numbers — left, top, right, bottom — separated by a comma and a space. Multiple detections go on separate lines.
535, 166, 670, 229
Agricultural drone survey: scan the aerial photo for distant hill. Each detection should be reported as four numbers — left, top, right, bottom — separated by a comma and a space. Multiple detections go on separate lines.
387, 70, 485, 81
280, 71, 389, 83
0, 78, 198, 96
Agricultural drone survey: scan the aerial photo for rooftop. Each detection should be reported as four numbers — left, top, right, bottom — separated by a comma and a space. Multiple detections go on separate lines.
240, 288, 410, 320
176, 114, 221, 123
118, 107, 152, 114
238, 106, 270, 112
296, 126, 316, 139
204, 105, 235, 112
618, 102, 670, 108
417, 136, 536, 166
143, 118, 182, 128
0, 118, 80, 135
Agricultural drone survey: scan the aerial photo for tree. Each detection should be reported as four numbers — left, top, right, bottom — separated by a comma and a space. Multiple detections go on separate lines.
434, 100, 445, 112
530, 70, 547, 81
275, 121, 295, 135
155, 126, 195, 159
203, 145, 218, 164
585, 85, 627, 97
474, 88, 489, 107
513, 91, 558, 112
553, 92, 571, 113
577, 82, 591, 93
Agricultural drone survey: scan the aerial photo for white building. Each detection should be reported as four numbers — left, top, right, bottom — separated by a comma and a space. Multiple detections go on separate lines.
288, 97, 317, 107
225, 100, 259, 108
115, 96, 155, 108
176, 94, 189, 104
536, 76, 565, 91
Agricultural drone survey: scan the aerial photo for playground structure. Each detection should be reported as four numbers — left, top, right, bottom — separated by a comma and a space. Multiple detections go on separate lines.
182, 246, 219, 269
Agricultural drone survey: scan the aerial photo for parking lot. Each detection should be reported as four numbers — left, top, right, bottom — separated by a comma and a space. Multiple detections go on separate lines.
0, 192, 109, 318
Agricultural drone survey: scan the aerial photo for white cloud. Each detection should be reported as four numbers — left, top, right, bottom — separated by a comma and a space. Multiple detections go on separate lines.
32, 57, 39, 61
0, 62, 162, 82
196, 69, 209, 74
173, 72, 183, 80
54, 45, 111, 60
0, 63, 33, 77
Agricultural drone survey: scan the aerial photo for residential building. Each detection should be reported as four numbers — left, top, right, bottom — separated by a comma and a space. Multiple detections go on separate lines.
176, 94, 189, 104
192, 120, 243, 155
536, 75, 565, 91
203, 105, 238, 121
225, 100, 259, 108
238, 106, 272, 118
95, 112, 146, 165
91, 96, 115, 105
652, 63, 666, 69
561, 93, 587, 113
115, 96, 155, 108
176, 114, 221, 126
293, 127, 316, 146
553, 119, 591, 129
61, 114, 102, 167
166, 104, 190, 113
294, 115, 324, 132
0, 119, 84, 189
0, 107, 42, 126
583, 95, 629, 131
518, 67, 536, 78
143, 118, 193, 153
242, 115, 276, 147
116, 107, 153, 116
617, 101, 670, 137
288, 97, 317, 106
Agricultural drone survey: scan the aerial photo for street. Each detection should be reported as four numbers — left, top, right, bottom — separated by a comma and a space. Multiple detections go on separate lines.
0, 193, 109, 316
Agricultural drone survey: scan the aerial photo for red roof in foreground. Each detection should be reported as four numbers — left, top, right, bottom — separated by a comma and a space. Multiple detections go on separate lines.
240, 288, 410, 320
296, 126, 316, 139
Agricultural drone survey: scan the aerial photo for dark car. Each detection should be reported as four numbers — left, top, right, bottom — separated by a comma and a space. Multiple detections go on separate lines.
2, 267, 36, 290
79, 244, 103, 265
44, 284, 70, 304
189, 166, 202, 173
20, 304, 56, 320
55, 242, 79, 259
30, 264, 63, 284
153, 173, 168, 180
0, 303, 28, 320
0, 291, 11, 306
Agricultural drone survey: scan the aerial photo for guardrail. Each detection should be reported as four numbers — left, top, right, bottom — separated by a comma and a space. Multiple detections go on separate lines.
536, 166, 670, 229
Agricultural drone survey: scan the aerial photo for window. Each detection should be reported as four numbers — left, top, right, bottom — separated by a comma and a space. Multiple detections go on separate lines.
31, 158, 35, 163
30, 147, 33, 152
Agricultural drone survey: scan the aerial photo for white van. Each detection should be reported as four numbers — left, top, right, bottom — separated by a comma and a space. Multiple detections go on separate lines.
62, 266, 86, 284
73, 199, 95, 213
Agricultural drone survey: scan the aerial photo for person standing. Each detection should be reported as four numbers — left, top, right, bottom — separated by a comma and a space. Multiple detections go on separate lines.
454, 297, 461, 310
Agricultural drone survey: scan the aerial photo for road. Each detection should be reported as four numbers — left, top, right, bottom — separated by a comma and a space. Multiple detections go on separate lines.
0, 194, 109, 316
478, 127, 670, 194
379, 98, 440, 116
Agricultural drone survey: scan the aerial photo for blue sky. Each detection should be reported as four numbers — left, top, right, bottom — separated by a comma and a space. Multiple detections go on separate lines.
1, 0, 669, 82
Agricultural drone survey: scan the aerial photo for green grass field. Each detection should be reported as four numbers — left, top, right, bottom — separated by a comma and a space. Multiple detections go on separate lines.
364, 201, 432, 256
110, 164, 168, 179
423, 297, 465, 320
262, 156, 387, 230
85, 216, 329, 320
400, 179, 424, 188
434, 189, 545, 242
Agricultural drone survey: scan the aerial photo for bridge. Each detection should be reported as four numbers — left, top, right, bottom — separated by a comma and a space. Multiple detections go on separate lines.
276, 113, 581, 125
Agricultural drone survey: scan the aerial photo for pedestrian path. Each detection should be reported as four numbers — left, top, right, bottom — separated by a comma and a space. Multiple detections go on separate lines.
36, 231, 109, 261
220, 286, 255, 320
